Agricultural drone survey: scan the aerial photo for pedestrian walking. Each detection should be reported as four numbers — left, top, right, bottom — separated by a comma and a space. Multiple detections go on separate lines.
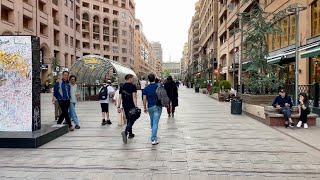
54, 71, 74, 131
69, 75, 80, 129
164, 76, 178, 117
113, 83, 126, 126
297, 93, 311, 129
140, 77, 148, 100
118, 74, 139, 144
99, 80, 115, 125
52, 91, 61, 121
143, 74, 162, 145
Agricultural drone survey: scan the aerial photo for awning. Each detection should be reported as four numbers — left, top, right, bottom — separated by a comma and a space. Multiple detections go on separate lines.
301, 46, 320, 58
267, 56, 282, 64
242, 61, 252, 70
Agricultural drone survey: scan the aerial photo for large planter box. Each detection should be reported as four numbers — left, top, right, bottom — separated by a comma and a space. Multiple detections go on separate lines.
241, 94, 276, 106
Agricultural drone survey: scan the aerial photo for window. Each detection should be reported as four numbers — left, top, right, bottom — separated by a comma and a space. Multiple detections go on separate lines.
122, 57, 127, 62
280, 17, 289, 48
65, 34, 69, 45
64, 0, 68, 6
122, 30, 127, 36
113, 46, 119, 53
122, 39, 127, 45
103, 0, 109, 3
82, 2, 89, 8
289, 15, 296, 45
70, 18, 74, 28
65, 15, 68, 26
70, 36, 74, 46
103, 8, 109, 13
39, 1, 46, 12
40, 23, 48, 36
113, 56, 119, 61
1, 5, 14, 23
23, 15, 33, 30
93, 5, 100, 11
122, 48, 127, 53
121, 12, 126, 18
70, 0, 74, 10
312, 0, 320, 36
113, 10, 119, 15
122, 21, 127, 27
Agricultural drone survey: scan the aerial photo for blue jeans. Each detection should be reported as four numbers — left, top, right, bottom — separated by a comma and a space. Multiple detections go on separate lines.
148, 106, 162, 141
69, 102, 79, 125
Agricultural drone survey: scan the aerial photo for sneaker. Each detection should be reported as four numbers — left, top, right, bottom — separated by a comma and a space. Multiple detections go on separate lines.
69, 126, 75, 131
297, 121, 302, 128
304, 123, 309, 129
121, 131, 127, 144
152, 140, 159, 145
106, 120, 112, 125
128, 134, 135, 139
172, 114, 174, 117
168, 114, 171, 117
285, 124, 289, 128
289, 123, 295, 128
75, 125, 80, 129
101, 119, 107, 126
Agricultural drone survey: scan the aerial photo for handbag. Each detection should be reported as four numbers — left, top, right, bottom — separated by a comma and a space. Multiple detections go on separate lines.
129, 107, 141, 121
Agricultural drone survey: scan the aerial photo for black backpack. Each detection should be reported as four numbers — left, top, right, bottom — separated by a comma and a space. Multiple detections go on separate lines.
99, 86, 109, 100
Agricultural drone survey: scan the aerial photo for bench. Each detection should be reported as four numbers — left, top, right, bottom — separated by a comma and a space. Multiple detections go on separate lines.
264, 106, 317, 126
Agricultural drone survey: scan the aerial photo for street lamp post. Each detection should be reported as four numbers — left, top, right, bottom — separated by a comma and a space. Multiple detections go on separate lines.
287, 3, 307, 106
233, 28, 236, 90
237, 12, 246, 95
315, 60, 319, 107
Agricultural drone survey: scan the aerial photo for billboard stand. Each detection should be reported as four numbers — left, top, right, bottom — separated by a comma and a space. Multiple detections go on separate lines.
0, 36, 68, 148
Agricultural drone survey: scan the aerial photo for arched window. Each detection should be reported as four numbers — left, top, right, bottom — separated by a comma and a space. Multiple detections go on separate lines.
103, 18, 110, 25
113, 20, 118, 27
93, 15, 100, 23
82, 13, 89, 21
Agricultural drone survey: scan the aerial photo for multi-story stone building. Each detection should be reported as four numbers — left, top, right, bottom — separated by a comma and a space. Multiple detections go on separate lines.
134, 19, 162, 78
151, 42, 163, 62
180, 42, 188, 80
0, 0, 135, 83
163, 62, 181, 80
198, 0, 218, 81
187, 1, 200, 76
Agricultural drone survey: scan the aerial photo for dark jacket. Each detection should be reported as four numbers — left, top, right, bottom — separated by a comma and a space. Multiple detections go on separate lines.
164, 81, 178, 107
54, 79, 71, 100
272, 95, 293, 108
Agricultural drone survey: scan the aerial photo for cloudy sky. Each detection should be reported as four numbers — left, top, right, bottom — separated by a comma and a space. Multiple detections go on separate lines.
134, 0, 198, 62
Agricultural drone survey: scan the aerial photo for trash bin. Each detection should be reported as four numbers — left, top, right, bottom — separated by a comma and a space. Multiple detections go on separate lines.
195, 86, 200, 93
231, 98, 242, 115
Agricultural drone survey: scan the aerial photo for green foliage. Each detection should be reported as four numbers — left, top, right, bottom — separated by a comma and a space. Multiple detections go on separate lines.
219, 80, 231, 90
209, 86, 219, 95
241, 1, 285, 94
200, 83, 207, 89
163, 69, 171, 78
51, 57, 60, 71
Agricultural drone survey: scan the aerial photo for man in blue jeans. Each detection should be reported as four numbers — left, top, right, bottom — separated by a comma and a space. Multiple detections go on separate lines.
143, 74, 162, 145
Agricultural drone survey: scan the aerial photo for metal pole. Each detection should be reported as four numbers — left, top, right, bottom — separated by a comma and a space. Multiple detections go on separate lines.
233, 29, 236, 89
212, 50, 214, 83
239, 15, 244, 94
294, 10, 299, 106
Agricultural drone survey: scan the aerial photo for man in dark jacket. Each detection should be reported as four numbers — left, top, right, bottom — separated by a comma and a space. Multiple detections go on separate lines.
164, 76, 178, 117
272, 89, 294, 128
54, 71, 74, 131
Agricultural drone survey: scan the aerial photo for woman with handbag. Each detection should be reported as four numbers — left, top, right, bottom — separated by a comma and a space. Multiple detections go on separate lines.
297, 93, 310, 129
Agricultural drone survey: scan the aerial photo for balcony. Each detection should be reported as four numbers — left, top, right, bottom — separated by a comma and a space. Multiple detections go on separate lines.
76, 14, 80, 20
194, 29, 200, 36
219, 3, 227, 18
193, 35, 199, 43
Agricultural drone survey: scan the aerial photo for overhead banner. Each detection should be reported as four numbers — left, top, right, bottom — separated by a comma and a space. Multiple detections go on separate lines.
0, 36, 40, 132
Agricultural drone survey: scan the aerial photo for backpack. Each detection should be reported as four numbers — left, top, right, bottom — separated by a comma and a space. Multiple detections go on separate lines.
99, 86, 109, 100
156, 84, 170, 107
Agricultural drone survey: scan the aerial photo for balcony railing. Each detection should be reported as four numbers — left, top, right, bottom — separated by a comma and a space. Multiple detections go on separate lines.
53, 19, 59, 26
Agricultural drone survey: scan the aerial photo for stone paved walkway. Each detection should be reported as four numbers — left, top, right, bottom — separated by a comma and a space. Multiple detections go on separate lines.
1, 87, 320, 179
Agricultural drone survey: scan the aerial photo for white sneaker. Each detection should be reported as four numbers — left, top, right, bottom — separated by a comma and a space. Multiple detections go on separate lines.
304, 123, 309, 129
152, 140, 159, 145
297, 121, 302, 128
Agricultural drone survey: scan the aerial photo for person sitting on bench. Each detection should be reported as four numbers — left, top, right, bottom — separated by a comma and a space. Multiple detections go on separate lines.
272, 89, 294, 128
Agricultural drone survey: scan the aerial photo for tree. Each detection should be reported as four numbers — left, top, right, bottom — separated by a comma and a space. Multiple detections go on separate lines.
163, 69, 171, 78
241, 0, 285, 94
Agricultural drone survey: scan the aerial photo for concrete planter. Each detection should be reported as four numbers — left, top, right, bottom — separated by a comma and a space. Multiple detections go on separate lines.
241, 94, 276, 106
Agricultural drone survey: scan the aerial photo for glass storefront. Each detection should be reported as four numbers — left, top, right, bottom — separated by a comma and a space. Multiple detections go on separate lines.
309, 55, 320, 84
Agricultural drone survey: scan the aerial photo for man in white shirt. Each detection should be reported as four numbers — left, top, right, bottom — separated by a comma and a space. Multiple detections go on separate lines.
140, 77, 148, 100
100, 80, 115, 125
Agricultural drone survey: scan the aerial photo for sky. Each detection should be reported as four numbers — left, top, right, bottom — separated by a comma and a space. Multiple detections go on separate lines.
134, 0, 198, 62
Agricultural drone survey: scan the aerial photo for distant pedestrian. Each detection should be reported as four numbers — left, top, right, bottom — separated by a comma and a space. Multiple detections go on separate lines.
54, 71, 74, 131
118, 74, 139, 144
69, 75, 80, 129
164, 76, 178, 117
99, 80, 115, 125
297, 93, 311, 129
143, 74, 162, 145
140, 77, 148, 100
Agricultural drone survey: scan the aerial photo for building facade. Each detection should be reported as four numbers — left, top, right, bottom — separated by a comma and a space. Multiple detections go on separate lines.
180, 42, 188, 80
198, 0, 218, 81
151, 42, 163, 62
134, 19, 161, 78
163, 62, 181, 80
0, 0, 135, 83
